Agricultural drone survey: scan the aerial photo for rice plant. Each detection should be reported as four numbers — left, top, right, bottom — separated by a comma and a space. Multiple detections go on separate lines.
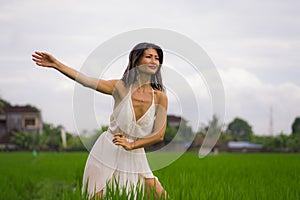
0, 152, 299, 199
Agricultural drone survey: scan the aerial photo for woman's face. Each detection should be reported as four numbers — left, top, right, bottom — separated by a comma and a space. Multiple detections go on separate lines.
136, 48, 160, 75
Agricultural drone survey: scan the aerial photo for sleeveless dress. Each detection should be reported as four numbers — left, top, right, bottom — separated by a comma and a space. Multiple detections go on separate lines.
82, 86, 158, 197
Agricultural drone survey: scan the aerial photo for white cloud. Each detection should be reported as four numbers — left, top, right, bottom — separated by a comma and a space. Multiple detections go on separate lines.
220, 67, 300, 135
1, 0, 300, 136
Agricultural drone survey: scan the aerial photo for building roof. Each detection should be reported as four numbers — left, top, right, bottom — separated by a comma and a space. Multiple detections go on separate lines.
167, 115, 186, 123
228, 141, 262, 149
1, 105, 40, 113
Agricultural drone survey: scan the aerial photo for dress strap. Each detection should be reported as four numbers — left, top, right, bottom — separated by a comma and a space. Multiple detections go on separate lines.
151, 87, 155, 105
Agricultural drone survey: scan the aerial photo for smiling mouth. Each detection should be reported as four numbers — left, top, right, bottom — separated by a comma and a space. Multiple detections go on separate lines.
148, 65, 157, 70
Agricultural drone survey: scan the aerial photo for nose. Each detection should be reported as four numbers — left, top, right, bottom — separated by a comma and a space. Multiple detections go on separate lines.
151, 57, 158, 64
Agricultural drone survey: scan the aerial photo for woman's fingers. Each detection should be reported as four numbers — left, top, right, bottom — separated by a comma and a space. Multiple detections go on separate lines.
35, 51, 42, 56
33, 52, 45, 60
32, 51, 54, 67
112, 136, 119, 143
32, 53, 44, 63
114, 133, 124, 137
112, 133, 131, 150
113, 134, 124, 141
112, 136, 124, 143
32, 54, 43, 62
112, 137, 126, 145
32, 53, 41, 59
112, 137, 131, 150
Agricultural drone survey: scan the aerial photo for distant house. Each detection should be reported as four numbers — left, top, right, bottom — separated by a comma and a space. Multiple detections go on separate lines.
227, 141, 262, 152
0, 103, 43, 149
167, 115, 187, 128
189, 138, 262, 154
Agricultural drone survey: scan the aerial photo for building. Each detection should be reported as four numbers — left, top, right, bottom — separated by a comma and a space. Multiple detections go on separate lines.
167, 115, 187, 128
0, 103, 43, 149
227, 141, 262, 152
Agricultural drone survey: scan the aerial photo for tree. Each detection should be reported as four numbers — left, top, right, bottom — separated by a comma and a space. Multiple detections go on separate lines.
164, 125, 177, 142
264, 133, 289, 152
11, 131, 46, 150
42, 123, 62, 151
287, 134, 300, 152
291, 117, 300, 136
0, 97, 10, 112
227, 117, 253, 141
67, 136, 85, 151
195, 115, 224, 137
90, 125, 109, 146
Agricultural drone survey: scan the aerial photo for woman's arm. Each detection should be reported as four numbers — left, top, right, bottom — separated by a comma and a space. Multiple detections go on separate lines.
113, 91, 168, 150
32, 51, 117, 95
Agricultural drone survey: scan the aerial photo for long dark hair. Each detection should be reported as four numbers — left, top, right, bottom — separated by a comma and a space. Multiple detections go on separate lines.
121, 42, 164, 91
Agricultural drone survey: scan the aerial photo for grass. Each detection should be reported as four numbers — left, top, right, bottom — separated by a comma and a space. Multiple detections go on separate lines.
0, 152, 86, 200
0, 152, 299, 199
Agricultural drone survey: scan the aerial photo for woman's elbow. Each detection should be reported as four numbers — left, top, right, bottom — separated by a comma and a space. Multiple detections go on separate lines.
157, 134, 164, 142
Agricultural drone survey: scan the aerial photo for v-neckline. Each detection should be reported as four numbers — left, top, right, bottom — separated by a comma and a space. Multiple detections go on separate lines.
129, 87, 154, 123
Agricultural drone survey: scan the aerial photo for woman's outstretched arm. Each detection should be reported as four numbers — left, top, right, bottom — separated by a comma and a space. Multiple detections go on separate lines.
32, 51, 117, 95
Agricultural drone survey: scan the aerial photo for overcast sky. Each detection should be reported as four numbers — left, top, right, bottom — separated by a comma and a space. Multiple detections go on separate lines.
1, 0, 300, 136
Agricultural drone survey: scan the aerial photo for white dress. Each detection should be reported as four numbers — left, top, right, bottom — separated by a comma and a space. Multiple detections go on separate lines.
82, 87, 158, 197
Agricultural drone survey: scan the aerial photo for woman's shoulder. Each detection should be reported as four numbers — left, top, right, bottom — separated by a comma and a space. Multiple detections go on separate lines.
154, 89, 168, 104
112, 79, 130, 97
113, 79, 125, 88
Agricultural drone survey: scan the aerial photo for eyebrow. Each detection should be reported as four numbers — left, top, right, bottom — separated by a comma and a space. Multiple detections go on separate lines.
146, 53, 159, 57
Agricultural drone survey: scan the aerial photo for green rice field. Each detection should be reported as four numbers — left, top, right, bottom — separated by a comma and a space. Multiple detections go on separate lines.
0, 152, 299, 200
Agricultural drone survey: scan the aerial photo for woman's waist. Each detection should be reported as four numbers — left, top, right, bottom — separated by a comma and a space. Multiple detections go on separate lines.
108, 120, 153, 138
107, 128, 138, 141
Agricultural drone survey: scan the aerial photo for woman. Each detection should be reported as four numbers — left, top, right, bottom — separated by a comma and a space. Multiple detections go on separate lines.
32, 42, 168, 199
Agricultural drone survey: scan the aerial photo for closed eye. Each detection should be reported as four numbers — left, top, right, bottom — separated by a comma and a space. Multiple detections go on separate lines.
145, 54, 159, 60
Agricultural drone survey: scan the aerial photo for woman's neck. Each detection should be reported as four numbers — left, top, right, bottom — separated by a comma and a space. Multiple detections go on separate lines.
135, 72, 151, 90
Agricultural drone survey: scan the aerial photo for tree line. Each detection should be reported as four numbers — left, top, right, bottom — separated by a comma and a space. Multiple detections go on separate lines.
195, 115, 300, 152
8, 115, 300, 153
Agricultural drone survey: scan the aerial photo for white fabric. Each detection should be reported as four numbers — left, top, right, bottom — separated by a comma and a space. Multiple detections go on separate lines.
82, 87, 158, 197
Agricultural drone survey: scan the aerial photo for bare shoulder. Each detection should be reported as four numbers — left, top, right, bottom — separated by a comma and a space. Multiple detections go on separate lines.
112, 79, 129, 98
113, 79, 125, 90
154, 89, 168, 106
97, 79, 120, 95
113, 79, 126, 92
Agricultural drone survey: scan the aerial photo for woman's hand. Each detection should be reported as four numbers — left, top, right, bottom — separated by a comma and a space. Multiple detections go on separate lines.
32, 52, 58, 68
112, 133, 134, 151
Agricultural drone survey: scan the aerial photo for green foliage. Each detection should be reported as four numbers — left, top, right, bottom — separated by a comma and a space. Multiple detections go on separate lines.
42, 123, 62, 151
11, 131, 45, 150
0, 97, 10, 106
286, 134, 300, 152
10, 123, 85, 151
219, 132, 233, 142
164, 121, 194, 142
91, 126, 108, 144
67, 136, 85, 151
164, 125, 177, 142
251, 133, 300, 152
77, 126, 109, 151
227, 117, 253, 141
177, 122, 194, 141
196, 114, 224, 138
0, 97, 10, 113
291, 116, 300, 135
